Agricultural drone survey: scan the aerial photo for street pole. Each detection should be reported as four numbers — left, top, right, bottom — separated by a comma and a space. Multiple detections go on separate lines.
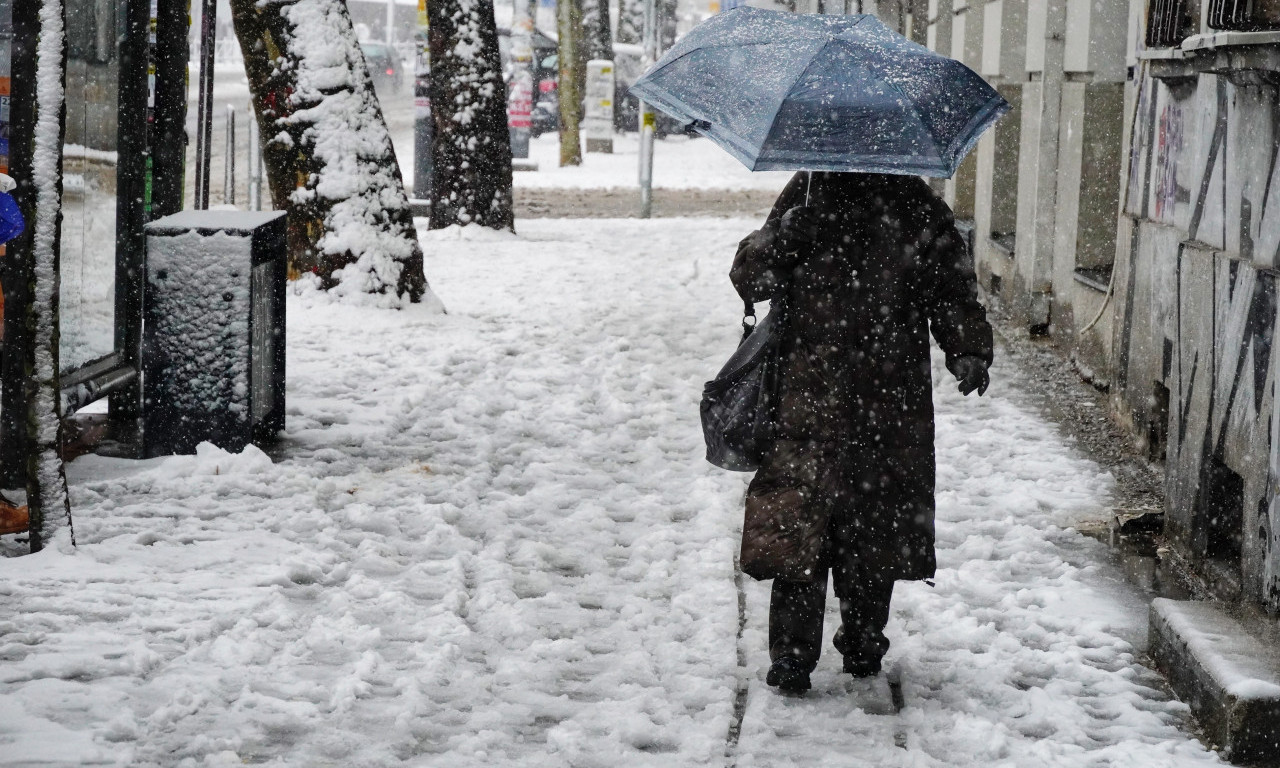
638, 0, 656, 217
248, 102, 262, 210
224, 104, 236, 206
194, 0, 216, 209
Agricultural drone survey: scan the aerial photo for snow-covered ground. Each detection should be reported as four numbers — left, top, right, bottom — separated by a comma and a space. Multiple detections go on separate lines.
511, 133, 794, 191
0, 217, 1220, 766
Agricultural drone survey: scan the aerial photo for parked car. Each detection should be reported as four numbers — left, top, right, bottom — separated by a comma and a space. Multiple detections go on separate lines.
361, 42, 403, 90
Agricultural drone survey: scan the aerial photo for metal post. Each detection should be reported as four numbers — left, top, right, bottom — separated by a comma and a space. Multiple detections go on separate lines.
638, 0, 657, 218
194, 0, 217, 209
386, 0, 395, 44
248, 103, 262, 211
0, 0, 41, 486
110, 0, 152, 428
224, 104, 236, 206
152, 0, 190, 219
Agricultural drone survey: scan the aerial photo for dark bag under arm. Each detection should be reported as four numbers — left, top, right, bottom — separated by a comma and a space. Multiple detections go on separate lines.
699, 296, 785, 472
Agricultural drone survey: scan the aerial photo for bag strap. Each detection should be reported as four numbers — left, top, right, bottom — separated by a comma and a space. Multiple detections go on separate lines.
741, 298, 756, 343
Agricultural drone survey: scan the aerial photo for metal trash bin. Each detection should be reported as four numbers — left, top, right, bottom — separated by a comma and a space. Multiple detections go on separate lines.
142, 210, 287, 457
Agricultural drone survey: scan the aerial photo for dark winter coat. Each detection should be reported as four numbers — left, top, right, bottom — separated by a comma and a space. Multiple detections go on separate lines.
732, 171, 993, 583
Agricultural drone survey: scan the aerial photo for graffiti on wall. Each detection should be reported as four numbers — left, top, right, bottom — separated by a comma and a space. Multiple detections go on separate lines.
1125, 69, 1280, 605
1165, 249, 1275, 587
1153, 100, 1184, 223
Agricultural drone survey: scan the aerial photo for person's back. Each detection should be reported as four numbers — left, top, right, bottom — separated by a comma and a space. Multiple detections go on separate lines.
730, 170, 993, 693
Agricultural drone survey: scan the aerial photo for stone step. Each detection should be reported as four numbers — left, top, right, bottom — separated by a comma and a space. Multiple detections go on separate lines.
1149, 598, 1280, 763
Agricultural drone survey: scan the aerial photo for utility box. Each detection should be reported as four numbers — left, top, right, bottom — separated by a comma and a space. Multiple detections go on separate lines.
142, 210, 287, 457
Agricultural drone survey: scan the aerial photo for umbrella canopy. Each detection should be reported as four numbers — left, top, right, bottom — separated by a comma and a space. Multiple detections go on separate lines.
628, 7, 1009, 178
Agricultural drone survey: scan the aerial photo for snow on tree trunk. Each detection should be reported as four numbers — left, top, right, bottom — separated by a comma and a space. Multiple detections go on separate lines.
426, 0, 515, 230
582, 0, 613, 63
27, 0, 73, 551
557, 0, 584, 167
616, 0, 643, 45
230, 0, 441, 307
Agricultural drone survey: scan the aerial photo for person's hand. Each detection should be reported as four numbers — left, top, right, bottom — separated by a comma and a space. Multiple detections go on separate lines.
775, 206, 820, 254
950, 356, 989, 396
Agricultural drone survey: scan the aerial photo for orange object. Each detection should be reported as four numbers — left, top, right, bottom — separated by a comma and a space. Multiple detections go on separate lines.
0, 499, 28, 535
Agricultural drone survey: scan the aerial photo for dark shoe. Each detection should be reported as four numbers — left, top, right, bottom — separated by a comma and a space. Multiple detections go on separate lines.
766, 657, 811, 692
842, 655, 882, 678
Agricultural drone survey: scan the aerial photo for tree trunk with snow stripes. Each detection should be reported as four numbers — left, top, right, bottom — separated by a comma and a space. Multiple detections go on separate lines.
426, 0, 515, 230
230, 0, 434, 304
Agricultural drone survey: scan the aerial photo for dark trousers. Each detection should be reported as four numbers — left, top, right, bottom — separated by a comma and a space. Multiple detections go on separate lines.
768, 540, 894, 672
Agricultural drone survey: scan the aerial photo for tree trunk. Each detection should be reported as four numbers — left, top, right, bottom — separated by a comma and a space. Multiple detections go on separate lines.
229, 0, 437, 304
582, 0, 613, 62
426, 0, 515, 230
557, 0, 584, 166
616, 0, 643, 45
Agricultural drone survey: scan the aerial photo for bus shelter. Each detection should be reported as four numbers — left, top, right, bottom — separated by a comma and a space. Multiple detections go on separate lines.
0, 0, 189, 494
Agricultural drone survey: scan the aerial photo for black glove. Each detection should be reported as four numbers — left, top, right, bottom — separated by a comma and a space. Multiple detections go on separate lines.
949, 356, 989, 396
775, 205, 820, 255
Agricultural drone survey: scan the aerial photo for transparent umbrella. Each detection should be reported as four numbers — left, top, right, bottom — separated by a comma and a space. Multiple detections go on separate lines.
628, 6, 1009, 178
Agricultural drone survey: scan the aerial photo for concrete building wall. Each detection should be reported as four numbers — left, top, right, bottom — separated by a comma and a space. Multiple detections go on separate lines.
945, 0, 984, 218
1116, 38, 1280, 604
971, 1, 1025, 311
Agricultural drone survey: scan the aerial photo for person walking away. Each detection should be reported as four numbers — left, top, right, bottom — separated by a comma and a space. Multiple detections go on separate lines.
731, 170, 993, 693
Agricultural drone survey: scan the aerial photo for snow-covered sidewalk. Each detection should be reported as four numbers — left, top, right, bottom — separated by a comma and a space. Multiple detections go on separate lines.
1, 218, 1219, 767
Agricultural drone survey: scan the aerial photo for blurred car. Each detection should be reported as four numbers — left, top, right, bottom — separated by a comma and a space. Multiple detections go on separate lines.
361, 42, 403, 89
530, 53, 560, 136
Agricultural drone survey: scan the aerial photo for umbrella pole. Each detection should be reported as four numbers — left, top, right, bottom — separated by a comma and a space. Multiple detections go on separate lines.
805, 170, 812, 205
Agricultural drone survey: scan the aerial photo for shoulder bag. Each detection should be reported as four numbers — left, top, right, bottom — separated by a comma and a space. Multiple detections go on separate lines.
700, 296, 786, 472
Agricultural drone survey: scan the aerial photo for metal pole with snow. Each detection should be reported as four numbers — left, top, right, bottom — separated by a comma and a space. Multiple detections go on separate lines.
637, 0, 657, 218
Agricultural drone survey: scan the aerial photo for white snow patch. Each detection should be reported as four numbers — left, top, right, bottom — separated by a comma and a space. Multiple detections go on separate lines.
0, 217, 1220, 765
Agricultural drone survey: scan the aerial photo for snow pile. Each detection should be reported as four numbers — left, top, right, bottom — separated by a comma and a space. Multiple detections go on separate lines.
145, 443, 275, 479
0, 218, 1220, 765
277, 0, 441, 307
